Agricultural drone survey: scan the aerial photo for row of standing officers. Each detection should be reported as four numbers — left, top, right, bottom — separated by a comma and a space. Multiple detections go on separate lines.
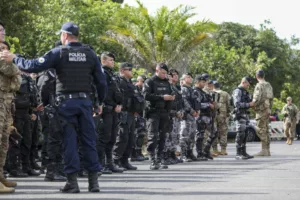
0, 21, 273, 193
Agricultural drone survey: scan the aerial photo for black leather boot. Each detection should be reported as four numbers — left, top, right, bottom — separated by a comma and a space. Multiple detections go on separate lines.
121, 159, 137, 170
44, 162, 67, 182
235, 147, 247, 160
88, 172, 100, 192
60, 173, 80, 193
241, 146, 254, 159
187, 149, 197, 161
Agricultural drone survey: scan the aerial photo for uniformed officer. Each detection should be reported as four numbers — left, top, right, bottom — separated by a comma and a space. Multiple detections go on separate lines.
0, 30, 21, 193
212, 81, 231, 155
0, 22, 107, 193
282, 97, 298, 145
113, 62, 138, 170
162, 69, 184, 165
97, 52, 124, 174
179, 73, 198, 162
37, 69, 66, 181
143, 63, 174, 170
252, 70, 273, 156
232, 77, 255, 160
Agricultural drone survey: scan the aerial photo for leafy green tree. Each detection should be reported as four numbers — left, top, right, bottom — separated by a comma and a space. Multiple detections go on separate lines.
103, 0, 217, 72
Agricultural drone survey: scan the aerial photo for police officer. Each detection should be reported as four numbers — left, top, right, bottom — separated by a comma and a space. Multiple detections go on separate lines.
97, 52, 124, 174
194, 75, 217, 160
179, 73, 198, 162
162, 69, 184, 165
131, 75, 147, 162
8, 73, 40, 177
1, 22, 107, 193
232, 77, 255, 160
113, 62, 139, 170
37, 68, 66, 181
143, 63, 174, 170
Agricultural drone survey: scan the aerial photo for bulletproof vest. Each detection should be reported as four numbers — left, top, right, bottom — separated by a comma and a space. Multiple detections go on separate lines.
131, 85, 145, 113
200, 89, 211, 114
40, 69, 56, 105
14, 74, 31, 109
192, 88, 202, 111
181, 85, 194, 109
119, 76, 135, 111
55, 46, 95, 94
171, 85, 183, 111
233, 87, 251, 112
103, 67, 123, 105
150, 76, 172, 110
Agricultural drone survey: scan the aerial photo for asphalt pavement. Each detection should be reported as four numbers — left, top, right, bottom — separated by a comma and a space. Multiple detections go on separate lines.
1, 141, 300, 200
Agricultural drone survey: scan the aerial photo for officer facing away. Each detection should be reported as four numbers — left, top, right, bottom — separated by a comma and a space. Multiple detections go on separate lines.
0, 22, 107, 193
232, 77, 255, 160
143, 63, 174, 170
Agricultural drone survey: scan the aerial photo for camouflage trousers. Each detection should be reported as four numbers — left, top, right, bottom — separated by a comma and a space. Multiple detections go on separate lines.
255, 111, 270, 149
200, 116, 217, 149
164, 117, 181, 152
284, 118, 297, 139
0, 92, 14, 175
212, 114, 228, 151
179, 114, 196, 154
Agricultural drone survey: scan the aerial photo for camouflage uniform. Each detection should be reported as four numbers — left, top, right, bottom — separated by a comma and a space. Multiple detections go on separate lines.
282, 103, 298, 144
212, 89, 231, 154
253, 80, 273, 156
0, 60, 21, 181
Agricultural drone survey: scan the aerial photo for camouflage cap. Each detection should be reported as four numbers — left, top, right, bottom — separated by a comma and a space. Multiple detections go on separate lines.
287, 97, 292, 101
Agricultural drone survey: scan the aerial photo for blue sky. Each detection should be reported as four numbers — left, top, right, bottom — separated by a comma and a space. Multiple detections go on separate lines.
125, 0, 299, 41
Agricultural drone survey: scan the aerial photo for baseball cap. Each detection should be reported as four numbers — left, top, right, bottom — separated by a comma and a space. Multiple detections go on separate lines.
156, 63, 169, 72
287, 97, 292, 101
120, 62, 133, 69
213, 81, 221, 88
56, 22, 79, 36
256, 69, 265, 77
195, 75, 206, 81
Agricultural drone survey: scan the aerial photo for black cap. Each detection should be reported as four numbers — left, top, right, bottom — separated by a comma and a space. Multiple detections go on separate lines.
195, 75, 206, 81
120, 62, 133, 69
213, 81, 221, 88
202, 73, 209, 80
157, 63, 169, 72
56, 22, 79, 36
182, 72, 193, 78
168, 69, 179, 76
256, 69, 265, 77
101, 51, 115, 60
208, 80, 214, 85
243, 76, 252, 83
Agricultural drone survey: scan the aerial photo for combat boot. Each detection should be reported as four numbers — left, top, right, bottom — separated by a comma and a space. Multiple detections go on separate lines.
187, 150, 198, 161
107, 160, 124, 173
255, 143, 270, 157
220, 148, 228, 155
88, 172, 100, 192
241, 146, 254, 159
289, 138, 294, 145
23, 164, 41, 176
196, 152, 208, 161
180, 149, 192, 162
9, 167, 28, 178
136, 149, 146, 161
78, 169, 88, 177
0, 182, 15, 193
286, 138, 290, 144
30, 160, 41, 170
170, 151, 182, 163
161, 152, 172, 165
121, 159, 137, 170
235, 147, 247, 160
44, 162, 67, 182
150, 161, 160, 170
203, 145, 214, 160
156, 155, 168, 169
0, 176, 17, 188
60, 173, 80, 193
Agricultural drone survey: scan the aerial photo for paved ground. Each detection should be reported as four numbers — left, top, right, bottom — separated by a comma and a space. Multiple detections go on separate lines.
1, 141, 300, 200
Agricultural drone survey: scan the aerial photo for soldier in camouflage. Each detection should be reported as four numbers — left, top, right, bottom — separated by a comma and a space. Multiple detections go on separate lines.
282, 97, 299, 145
252, 70, 274, 156
212, 81, 231, 155
0, 27, 21, 193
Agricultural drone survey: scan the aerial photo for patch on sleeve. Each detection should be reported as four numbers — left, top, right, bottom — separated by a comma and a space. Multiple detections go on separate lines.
38, 57, 45, 64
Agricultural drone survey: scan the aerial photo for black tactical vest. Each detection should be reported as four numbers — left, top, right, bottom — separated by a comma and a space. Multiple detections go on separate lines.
103, 67, 123, 106
15, 75, 31, 109
131, 85, 145, 113
171, 85, 183, 111
150, 76, 172, 110
233, 87, 251, 110
55, 46, 95, 94
181, 85, 194, 109
200, 89, 211, 114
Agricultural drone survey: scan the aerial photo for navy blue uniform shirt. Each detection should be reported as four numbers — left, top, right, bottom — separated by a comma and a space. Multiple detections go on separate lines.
13, 42, 107, 104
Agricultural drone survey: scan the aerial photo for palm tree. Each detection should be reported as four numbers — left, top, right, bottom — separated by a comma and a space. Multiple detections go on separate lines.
102, 0, 217, 72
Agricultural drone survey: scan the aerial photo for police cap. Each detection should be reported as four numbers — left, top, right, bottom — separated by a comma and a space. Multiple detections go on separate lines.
256, 69, 265, 78
120, 62, 133, 69
208, 80, 214, 85
195, 75, 206, 81
213, 81, 221, 88
242, 76, 252, 83
56, 22, 79, 36
101, 51, 115, 60
157, 63, 169, 72
202, 73, 209, 80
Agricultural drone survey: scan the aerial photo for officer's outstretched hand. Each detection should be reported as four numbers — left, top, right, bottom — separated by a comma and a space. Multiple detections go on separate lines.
0, 50, 16, 63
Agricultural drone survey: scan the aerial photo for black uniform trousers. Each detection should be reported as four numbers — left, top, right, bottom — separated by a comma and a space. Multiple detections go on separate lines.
97, 110, 119, 165
113, 112, 135, 161
146, 110, 170, 161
